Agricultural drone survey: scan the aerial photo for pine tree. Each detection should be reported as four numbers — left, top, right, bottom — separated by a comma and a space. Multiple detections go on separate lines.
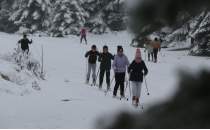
50, 0, 88, 37
9, 0, 51, 33
0, 0, 126, 35
103, 0, 126, 31
81, 0, 107, 34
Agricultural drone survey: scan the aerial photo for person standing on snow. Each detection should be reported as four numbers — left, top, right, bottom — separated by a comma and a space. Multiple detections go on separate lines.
112, 46, 130, 98
152, 38, 161, 63
144, 38, 154, 62
80, 27, 87, 44
98, 45, 114, 90
18, 34, 32, 54
85, 45, 100, 84
128, 48, 148, 107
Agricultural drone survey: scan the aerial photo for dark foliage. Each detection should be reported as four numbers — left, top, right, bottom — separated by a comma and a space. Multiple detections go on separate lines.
97, 70, 210, 129
129, 0, 210, 37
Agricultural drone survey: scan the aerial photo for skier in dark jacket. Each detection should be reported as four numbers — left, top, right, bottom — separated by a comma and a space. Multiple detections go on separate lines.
98, 45, 114, 90
128, 48, 148, 107
18, 34, 32, 54
112, 46, 130, 98
85, 45, 100, 84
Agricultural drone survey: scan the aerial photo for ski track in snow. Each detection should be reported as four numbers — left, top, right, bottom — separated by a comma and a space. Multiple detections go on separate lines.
0, 31, 210, 128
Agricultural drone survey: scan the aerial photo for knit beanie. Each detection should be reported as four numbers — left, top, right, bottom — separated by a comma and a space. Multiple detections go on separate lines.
103, 45, 108, 49
117, 45, 123, 52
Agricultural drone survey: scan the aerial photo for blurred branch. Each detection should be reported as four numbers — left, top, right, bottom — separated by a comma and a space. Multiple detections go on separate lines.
129, 0, 210, 37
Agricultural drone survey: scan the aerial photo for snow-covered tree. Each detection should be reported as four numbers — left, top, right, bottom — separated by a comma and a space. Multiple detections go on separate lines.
103, 0, 126, 31
82, 0, 126, 34
9, 0, 51, 33
155, 10, 210, 56
50, 0, 88, 37
0, 0, 18, 32
189, 11, 210, 56
0, 0, 126, 35
81, 0, 108, 34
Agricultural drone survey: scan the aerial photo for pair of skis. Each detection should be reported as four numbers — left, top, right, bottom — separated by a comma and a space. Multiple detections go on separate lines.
85, 78, 144, 110
104, 88, 129, 101
87, 82, 97, 87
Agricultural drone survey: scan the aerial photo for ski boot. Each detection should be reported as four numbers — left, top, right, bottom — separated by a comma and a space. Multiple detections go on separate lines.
99, 84, 102, 90
85, 78, 89, 84
107, 84, 111, 91
92, 78, 96, 86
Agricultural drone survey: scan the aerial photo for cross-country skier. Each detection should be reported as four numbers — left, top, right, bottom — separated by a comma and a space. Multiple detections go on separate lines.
112, 46, 130, 98
152, 38, 161, 63
128, 48, 148, 107
144, 38, 154, 61
85, 45, 100, 85
18, 34, 32, 54
98, 45, 114, 90
80, 27, 87, 44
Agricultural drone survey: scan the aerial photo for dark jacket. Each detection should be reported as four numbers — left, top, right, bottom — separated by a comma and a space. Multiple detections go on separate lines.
128, 60, 148, 82
85, 50, 100, 64
98, 52, 114, 70
18, 38, 32, 50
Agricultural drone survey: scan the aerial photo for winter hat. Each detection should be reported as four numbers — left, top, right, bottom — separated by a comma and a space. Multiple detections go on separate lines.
117, 45, 123, 52
23, 33, 27, 38
135, 48, 142, 63
103, 45, 108, 49
91, 45, 96, 49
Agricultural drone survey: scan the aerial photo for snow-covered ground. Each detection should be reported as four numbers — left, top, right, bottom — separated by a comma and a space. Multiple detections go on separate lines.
0, 31, 209, 128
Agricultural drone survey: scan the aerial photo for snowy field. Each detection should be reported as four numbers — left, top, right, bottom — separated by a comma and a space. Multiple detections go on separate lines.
0, 31, 209, 128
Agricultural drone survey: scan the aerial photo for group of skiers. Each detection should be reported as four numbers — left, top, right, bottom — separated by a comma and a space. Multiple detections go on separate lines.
144, 37, 161, 63
17, 32, 150, 107
85, 45, 148, 107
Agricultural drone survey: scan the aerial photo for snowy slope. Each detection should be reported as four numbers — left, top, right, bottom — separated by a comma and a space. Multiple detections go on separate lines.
0, 31, 210, 128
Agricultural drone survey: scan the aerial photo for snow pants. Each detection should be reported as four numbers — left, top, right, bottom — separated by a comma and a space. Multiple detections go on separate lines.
80, 35, 87, 44
21, 46, 29, 54
99, 69, 110, 88
153, 48, 159, 62
113, 72, 125, 97
87, 63, 96, 82
131, 81, 142, 98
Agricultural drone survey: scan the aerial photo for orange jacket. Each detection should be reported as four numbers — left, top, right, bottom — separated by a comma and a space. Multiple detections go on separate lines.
152, 41, 161, 49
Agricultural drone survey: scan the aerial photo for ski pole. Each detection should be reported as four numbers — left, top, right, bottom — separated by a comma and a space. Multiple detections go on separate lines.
125, 73, 131, 99
94, 68, 100, 86
41, 44, 44, 76
127, 73, 132, 99
125, 77, 129, 92
85, 58, 88, 83
110, 75, 115, 86
144, 76, 150, 95
128, 80, 132, 99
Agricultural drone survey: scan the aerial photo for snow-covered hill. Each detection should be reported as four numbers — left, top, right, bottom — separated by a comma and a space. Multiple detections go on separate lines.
0, 31, 210, 128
